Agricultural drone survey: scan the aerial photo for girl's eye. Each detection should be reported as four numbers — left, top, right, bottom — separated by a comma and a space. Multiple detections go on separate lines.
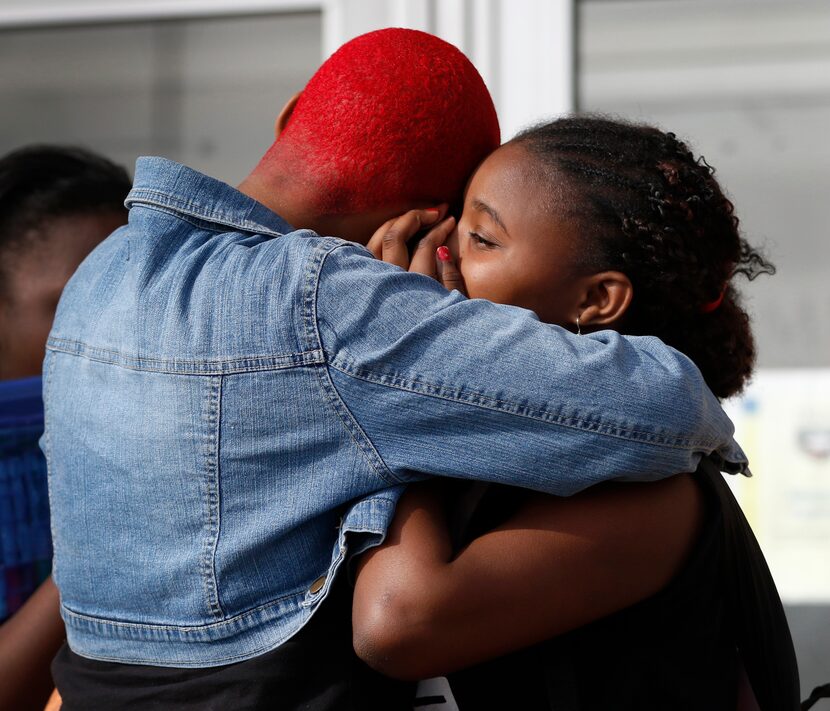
469, 231, 495, 248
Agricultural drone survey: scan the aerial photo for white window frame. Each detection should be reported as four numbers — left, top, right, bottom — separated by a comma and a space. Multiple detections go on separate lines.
0, 0, 574, 140
0, 1, 319, 27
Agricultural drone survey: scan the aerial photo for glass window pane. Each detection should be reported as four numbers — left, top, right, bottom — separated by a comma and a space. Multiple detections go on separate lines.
579, 0, 830, 369
0, 12, 322, 184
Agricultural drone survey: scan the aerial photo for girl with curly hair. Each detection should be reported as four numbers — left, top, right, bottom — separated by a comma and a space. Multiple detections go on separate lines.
354, 117, 798, 711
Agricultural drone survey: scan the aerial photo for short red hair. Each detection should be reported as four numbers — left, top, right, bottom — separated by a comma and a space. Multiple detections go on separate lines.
270, 28, 500, 213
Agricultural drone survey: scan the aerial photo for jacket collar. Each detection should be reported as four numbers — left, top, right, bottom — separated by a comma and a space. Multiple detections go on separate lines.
126, 157, 294, 237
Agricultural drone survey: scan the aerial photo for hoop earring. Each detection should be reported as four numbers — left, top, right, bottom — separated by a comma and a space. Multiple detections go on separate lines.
576, 314, 582, 336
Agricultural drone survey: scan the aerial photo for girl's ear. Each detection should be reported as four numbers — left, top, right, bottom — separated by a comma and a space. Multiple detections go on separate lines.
577, 271, 633, 330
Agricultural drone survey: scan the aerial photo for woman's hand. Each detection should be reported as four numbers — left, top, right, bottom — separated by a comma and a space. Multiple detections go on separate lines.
367, 207, 465, 293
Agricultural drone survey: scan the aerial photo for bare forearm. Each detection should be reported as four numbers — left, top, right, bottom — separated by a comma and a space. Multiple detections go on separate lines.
0, 577, 65, 711
353, 475, 703, 680
355, 517, 617, 679
353, 482, 455, 678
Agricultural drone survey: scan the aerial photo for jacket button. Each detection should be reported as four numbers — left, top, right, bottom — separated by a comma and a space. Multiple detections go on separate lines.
309, 575, 326, 594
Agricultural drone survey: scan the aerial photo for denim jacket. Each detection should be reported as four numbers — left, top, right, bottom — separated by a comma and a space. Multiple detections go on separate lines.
44, 158, 747, 667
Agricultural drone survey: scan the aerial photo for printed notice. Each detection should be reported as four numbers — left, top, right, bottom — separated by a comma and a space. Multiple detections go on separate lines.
725, 369, 830, 603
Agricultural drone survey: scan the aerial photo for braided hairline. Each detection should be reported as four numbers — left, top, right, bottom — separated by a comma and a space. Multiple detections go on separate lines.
511, 116, 775, 398
514, 118, 766, 303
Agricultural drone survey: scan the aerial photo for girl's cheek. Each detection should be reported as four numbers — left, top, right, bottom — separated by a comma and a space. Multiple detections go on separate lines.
457, 261, 493, 302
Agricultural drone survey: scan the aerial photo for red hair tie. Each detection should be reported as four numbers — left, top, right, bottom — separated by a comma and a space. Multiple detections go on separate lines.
701, 286, 727, 314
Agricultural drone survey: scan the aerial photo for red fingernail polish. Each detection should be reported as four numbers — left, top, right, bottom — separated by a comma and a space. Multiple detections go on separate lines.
437, 246, 451, 262
425, 208, 441, 215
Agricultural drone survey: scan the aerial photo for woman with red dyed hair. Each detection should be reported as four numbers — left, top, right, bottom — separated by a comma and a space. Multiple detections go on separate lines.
354, 117, 799, 711
243, 27, 500, 242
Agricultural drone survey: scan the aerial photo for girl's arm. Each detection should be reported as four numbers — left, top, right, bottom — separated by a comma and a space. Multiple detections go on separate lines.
353, 474, 703, 680
0, 577, 65, 711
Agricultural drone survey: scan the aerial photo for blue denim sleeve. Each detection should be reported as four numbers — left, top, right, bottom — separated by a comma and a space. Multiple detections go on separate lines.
312, 241, 747, 496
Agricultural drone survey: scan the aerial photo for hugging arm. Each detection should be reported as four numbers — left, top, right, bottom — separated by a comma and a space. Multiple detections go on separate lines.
352, 475, 703, 680
314, 241, 746, 496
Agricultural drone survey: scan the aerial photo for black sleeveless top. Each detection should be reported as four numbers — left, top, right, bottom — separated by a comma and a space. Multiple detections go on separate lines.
52, 576, 414, 711
440, 458, 801, 711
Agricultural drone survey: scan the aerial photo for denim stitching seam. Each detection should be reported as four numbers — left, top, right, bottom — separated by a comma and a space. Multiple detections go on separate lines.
303, 243, 401, 485
62, 603, 310, 667
126, 191, 285, 237
45, 339, 324, 375
60, 582, 308, 633
327, 358, 711, 451
202, 376, 224, 619
43, 351, 60, 583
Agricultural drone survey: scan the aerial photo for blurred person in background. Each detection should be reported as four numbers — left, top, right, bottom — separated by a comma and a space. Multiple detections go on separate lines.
0, 145, 130, 711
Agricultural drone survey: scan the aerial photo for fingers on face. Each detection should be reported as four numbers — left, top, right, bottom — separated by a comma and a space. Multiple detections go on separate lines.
436, 245, 466, 295
409, 216, 456, 277
367, 214, 411, 266
368, 206, 448, 269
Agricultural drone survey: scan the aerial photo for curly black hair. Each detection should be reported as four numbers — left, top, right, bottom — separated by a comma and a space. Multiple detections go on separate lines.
512, 116, 774, 399
0, 145, 131, 299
